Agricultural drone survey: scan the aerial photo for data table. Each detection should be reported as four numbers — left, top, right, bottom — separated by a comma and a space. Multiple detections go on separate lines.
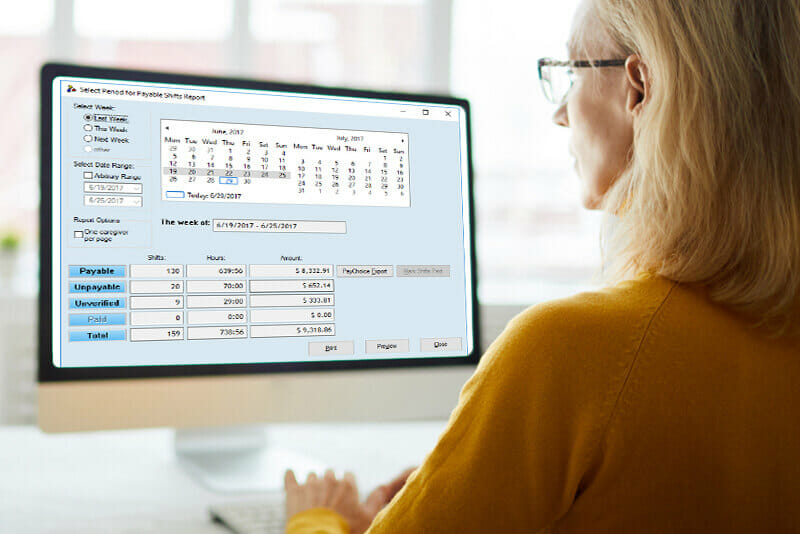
68, 264, 337, 343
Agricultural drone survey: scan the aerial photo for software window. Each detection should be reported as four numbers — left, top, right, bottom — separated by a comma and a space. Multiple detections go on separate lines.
52, 77, 474, 367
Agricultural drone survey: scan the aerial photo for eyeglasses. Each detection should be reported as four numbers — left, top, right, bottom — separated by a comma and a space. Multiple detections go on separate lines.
537, 58, 627, 105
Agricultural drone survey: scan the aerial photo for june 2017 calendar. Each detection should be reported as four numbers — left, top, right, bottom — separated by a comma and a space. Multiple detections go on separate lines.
160, 119, 410, 208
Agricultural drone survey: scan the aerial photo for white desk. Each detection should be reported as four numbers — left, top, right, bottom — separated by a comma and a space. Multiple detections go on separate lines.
0, 422, 447, 533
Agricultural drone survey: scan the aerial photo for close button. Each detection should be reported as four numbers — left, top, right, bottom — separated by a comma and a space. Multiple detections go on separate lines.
420, 337, 463, 353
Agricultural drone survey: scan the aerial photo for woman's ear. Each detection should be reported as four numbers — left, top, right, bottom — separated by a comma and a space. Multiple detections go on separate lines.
624, 55, 649, 115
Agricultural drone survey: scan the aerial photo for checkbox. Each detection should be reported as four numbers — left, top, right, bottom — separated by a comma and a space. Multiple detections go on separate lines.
74, 231, 83, 238
83, 171, 92, 179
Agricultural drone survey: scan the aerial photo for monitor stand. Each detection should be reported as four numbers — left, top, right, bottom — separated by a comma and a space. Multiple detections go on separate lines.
175, 425, 327, 493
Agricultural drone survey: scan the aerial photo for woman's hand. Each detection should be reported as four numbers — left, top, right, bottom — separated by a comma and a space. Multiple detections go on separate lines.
285, 467, 416, 534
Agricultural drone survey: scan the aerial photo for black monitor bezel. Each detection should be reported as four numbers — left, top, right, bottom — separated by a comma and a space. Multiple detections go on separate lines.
39, 62, 480, 383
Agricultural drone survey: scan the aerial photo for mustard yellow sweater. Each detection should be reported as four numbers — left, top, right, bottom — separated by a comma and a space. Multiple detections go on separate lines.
287, 272, 800, 533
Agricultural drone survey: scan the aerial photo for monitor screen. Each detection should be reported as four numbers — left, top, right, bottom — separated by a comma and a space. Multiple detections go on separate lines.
40, 64, 478, 380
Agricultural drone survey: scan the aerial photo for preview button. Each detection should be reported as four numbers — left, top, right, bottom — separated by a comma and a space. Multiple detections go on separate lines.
365, 339, 410, 354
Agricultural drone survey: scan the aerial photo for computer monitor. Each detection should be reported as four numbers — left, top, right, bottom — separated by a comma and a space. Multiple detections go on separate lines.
38, 63, 479, 491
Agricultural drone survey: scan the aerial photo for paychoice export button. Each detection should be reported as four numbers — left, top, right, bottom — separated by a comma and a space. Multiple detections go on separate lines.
420, 337, 463, 353
336, 265, 393, 277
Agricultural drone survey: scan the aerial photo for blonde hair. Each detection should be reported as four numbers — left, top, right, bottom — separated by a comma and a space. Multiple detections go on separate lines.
591, 0, 800, 338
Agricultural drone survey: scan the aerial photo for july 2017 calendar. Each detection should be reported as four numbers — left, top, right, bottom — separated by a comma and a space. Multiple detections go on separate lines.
160, 119, 410, 208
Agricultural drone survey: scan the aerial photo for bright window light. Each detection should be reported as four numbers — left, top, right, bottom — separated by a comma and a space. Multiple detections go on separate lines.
0, 0, 53, 35
283, 0, 422, 4
451, 0, 604, 304
249, 4, 337, 43
73, 0, 233, 41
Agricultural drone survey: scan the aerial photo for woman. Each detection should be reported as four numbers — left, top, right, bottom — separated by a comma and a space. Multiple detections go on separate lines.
285, 0, 800, 531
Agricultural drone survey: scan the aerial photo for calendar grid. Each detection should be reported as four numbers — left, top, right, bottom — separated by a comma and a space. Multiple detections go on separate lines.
161, 119, 410, 208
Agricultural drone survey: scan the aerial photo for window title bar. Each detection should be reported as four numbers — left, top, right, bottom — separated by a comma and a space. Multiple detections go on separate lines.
58, 78, 460, 121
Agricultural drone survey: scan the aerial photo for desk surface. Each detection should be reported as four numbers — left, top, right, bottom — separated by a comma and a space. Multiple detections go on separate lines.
0, 422, 447, 533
